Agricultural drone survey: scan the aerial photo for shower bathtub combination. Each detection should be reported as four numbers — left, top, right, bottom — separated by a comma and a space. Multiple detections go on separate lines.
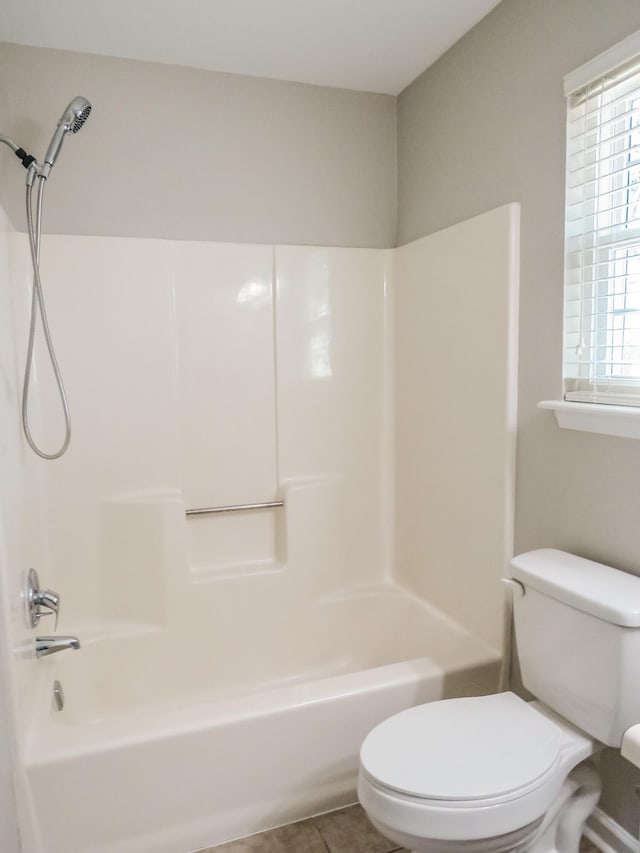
2, 203, 518, 853
27, 578, 500, 853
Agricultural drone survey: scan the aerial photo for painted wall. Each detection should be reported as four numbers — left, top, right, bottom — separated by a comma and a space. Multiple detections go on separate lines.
0, 43, 396, 248
396, 0, 640, 835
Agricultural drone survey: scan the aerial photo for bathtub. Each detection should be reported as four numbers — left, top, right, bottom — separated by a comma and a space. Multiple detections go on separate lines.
25, 585, 500, 853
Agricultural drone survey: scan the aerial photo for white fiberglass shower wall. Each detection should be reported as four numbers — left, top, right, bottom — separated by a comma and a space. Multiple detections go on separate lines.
0, 203, 519, 852
9, 238, 390, 626
0, 199, 24, 853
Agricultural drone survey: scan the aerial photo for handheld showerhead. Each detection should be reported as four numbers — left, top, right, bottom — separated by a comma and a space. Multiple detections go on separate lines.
63, 96, 92, 134
42, 96, 92, 176
0, 95, 93, 459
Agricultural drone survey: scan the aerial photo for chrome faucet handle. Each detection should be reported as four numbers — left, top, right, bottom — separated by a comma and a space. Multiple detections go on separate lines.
34, 589, 60, 630
26, 569, 60, 630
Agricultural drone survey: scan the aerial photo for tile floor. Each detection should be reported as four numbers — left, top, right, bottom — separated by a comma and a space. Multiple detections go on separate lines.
203, 804, 601, 852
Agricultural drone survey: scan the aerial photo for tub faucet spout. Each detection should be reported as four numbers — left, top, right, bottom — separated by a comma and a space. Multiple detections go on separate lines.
35, 635, 81, 658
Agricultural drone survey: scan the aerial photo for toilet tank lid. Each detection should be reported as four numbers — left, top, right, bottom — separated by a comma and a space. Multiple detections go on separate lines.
511, 549, 640, 627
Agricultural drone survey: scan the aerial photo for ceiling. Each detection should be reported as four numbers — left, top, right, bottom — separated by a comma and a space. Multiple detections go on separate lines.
0, 0, 501, 95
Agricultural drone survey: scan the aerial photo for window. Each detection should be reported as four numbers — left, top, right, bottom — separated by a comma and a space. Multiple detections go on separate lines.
563, 39, 640, 406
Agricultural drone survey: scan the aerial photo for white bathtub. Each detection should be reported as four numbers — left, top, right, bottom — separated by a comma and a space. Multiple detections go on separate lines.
25, 585, 499, 853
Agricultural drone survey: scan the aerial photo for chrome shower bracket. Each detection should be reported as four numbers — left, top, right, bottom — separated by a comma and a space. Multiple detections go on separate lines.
25, 568, 60, 630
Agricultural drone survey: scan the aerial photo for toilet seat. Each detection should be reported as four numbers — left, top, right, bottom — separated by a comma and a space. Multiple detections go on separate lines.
361, 692, 562, 802
358, 692, 594, 841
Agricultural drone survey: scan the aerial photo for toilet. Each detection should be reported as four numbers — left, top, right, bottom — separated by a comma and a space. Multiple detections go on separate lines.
359, 548, 640, 853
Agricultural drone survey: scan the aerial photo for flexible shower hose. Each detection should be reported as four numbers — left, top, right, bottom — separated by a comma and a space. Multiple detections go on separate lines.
22, 174, 71, 459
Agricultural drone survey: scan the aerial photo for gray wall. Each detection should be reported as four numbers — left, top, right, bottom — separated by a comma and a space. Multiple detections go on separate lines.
0, 47, 11, 216
0, 43, 396, 248
397, 0, 640, 835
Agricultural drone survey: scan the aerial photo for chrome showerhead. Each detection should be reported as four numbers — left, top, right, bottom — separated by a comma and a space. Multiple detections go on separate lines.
64, 96, 92, 133
42, 96, 92, 174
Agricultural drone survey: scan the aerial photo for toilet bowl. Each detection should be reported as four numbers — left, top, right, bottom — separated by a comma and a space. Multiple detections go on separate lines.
358, 549, 640, 853
359, 550, 640, 850
358, 692, 601, 853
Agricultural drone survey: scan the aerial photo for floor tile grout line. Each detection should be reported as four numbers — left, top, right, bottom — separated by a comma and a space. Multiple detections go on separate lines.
310, 803, 406, 853
309, 820, 331, 853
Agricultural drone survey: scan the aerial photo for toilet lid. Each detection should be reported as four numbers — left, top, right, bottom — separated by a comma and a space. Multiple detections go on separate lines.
360, 692, 562, 802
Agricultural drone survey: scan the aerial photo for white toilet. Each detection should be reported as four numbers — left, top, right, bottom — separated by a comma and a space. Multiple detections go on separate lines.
359, 548, 640, 853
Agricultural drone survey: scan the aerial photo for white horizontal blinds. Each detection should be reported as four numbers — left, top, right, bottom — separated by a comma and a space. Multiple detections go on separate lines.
564, 54, 640, 405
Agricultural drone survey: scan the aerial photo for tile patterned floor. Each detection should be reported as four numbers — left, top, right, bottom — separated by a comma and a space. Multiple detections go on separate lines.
203, 804, 601, 852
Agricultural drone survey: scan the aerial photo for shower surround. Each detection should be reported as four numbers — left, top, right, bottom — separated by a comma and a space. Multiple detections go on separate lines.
1, 204, 519, 852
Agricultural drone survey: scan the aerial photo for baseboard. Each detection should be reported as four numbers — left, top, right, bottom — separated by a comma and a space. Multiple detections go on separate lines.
585, 807, 637, 853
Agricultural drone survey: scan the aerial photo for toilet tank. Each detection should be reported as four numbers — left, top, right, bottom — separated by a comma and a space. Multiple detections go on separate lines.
510, 549, 640, 747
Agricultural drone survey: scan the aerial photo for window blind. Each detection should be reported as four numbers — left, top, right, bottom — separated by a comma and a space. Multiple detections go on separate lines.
563, 53, 640, 405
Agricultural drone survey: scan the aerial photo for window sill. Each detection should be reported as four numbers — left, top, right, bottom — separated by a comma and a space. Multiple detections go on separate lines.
538, 400, 640, 440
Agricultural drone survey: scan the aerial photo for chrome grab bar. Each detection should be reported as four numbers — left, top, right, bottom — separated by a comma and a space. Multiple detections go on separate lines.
185, 500, 284, 517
